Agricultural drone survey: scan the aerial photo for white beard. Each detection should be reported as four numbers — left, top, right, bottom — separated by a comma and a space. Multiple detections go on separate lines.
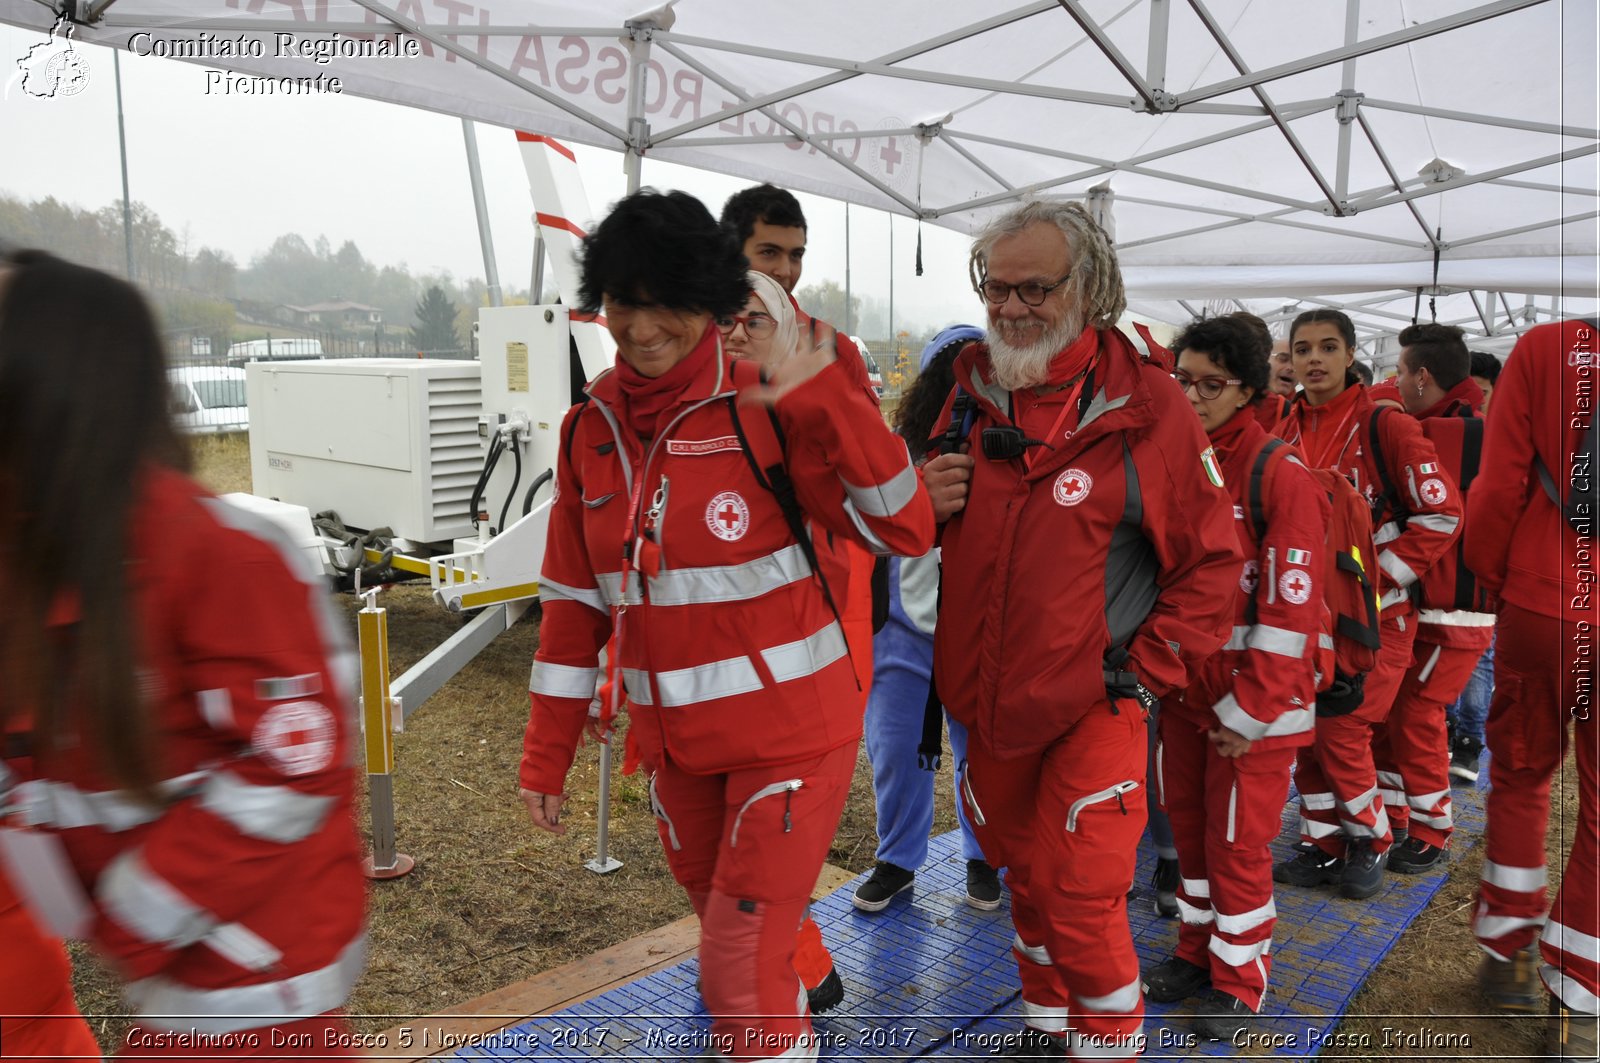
986, 313, 1083, 391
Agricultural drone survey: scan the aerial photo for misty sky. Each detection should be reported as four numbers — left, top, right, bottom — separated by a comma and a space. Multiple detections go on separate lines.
0, 24, 988, 338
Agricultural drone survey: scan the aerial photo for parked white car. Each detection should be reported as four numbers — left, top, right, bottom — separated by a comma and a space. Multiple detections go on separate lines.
169, 366, 249, 434
851, 336, 885, 395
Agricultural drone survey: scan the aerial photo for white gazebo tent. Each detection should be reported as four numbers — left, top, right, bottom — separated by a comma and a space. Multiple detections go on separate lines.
4, 0, 1596, 366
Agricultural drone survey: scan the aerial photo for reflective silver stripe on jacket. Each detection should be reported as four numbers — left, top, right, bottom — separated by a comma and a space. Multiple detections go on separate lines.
621, 668, 653, 706
99, 850, 218, 948
840, 461, 920, 519
1247, 625, 1308, 658
12, 773, 208, 832
653, 622, 847, 707
254, 674, 321, 701
842, 500, 893, 554
1212, 693, 1313, 742
1418, 608, 1495, 627
198, 770, 334, 844
1410, 512, 1460, 535
646, 544, 811, 606
126, 934, 366, 1035
1374, 520, 1402, 546
1378, 549, 1418, 587
538, 576, 608, 614
529, 661, 601, 700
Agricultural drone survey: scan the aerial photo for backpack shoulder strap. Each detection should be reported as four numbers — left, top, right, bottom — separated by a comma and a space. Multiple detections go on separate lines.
1248, 437, 1288, 545
723, 361, 843, 627
1366, 404, 1406, 517
942, 384, 980, 454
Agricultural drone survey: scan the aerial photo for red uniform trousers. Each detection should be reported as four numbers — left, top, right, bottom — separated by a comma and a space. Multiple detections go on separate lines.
961, 702, 1147, 1061
649, 743, 857, 1062
1372, 639, 1480, 848
0, 874, 100, 1063
1295, 612, 1415, 855
1156, 715, 1297, 1012
1474, 604, 1600, 1014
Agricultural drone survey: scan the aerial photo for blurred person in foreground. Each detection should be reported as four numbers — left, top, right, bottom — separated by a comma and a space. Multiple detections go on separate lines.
519, 191, 932, 1062
921, 201, 1240, 1059
1140, 314, 1326, 1040
0, 251, 367, 1059
1463, 318, 1599, 1057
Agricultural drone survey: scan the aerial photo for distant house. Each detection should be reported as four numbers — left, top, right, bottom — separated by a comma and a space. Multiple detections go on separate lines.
280, 300, 383, 329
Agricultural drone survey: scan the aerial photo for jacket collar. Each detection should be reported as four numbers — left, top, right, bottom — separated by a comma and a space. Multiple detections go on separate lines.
1417, 377, 1485, 419
953, 327, 1155, 438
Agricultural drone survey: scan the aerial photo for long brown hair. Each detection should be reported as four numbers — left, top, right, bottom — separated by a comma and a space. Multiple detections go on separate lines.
0, 251, 190, 794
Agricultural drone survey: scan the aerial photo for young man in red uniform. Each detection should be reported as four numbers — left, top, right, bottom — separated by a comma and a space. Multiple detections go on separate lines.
1375, 323, 1492, 874
718, 183, 886, 1009
922, 202, 1241, 1060
1464, 318, 1599, 1057
1273, 309, 1460, 899
1142, 315, 1326, 1041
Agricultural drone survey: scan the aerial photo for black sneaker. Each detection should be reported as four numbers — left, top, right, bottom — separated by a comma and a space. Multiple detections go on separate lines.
1387, 835, 1448, 874
1194, 989, 1255, 1041
1339, 838, 1387, 899
806, 966, 844, 1014
1152, 857, 1180, 918
1450, 737, 1483, 783
1273, 846, 1344, 887
852, 861, 915, 912
966, 859, 1002, 911
1142, 956, 1210, 1003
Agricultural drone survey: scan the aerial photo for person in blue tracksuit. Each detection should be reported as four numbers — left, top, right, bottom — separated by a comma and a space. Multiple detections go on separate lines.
853, 325, 1000, 913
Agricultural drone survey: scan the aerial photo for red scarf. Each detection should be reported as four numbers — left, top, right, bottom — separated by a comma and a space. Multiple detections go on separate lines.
613, 324, 719, 440
1039, 327, 1100, 389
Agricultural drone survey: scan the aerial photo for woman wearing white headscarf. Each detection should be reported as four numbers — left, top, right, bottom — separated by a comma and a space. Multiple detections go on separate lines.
718, 270, 799, 370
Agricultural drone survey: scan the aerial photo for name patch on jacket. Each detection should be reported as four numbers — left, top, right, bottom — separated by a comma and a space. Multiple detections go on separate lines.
668, 436, 743, 456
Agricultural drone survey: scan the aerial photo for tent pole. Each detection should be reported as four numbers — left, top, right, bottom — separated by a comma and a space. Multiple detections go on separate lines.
531, 231, 546, 304
845, 204, 853, 335
461, 120, 502, 308
1333, 0, 1360, 205
1146, 0, 1169, 92
113, 49, 134, 281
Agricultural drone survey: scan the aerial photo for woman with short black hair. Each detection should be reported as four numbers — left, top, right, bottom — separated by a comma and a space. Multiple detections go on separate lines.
520, 189, 933, 1063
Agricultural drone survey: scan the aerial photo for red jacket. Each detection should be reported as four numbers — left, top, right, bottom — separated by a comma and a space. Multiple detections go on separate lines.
1172, 414, 1325, 751
1405, 380, 1495, 650
0, 468, 365, 1031
1277, 382, 1462, 616
520, 331, 932, 790
1465, 319, 1600, 623
932, 328, 1242, 760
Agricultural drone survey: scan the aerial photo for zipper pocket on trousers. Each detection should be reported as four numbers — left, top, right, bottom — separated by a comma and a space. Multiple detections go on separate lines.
959, 762, 987, 827
648, 773, 681, 851
730, 779, 802, 847
1065, 780, 1140, 833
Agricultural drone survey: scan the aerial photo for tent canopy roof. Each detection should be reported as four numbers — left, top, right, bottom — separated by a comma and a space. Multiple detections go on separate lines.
5, 0, 1595, 353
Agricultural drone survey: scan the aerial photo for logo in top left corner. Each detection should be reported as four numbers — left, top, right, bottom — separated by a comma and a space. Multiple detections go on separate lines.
10, 15, 91, 100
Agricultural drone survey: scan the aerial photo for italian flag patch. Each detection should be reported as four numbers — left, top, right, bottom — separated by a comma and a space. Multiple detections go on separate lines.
1419, 462, 1439, 474
1286, 548, 1312, 565
1201, 446, 1224, 487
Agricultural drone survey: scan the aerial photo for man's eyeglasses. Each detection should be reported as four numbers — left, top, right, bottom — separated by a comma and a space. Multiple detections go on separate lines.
1172, 371, 1243, 400
715, 313, 777, 338
974, 272, 1073, 307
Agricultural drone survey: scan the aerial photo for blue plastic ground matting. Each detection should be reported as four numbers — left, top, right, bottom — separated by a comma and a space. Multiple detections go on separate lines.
455, 763, 1489, 1061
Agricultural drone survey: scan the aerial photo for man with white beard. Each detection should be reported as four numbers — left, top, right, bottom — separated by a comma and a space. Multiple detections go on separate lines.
922, 201, 1241, 1060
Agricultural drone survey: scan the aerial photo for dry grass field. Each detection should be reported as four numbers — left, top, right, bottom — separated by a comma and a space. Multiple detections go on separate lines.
66, 431, 1581, 1060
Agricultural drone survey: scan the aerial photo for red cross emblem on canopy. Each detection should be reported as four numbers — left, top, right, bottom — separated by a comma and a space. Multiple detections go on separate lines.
705, 491, 750, 542
1420, 477, 1449, 505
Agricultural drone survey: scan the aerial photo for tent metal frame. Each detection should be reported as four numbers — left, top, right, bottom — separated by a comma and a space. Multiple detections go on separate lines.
47, 0, 1600, 344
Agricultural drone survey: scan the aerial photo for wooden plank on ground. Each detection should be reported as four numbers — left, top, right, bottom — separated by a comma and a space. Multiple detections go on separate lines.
374, 862, 855, 1061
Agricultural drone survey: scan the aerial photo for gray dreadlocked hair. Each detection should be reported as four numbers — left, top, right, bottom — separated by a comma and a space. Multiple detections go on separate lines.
968, 200, 1127, 330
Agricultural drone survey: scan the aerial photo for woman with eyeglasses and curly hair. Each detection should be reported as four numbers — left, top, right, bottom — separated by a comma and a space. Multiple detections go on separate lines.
0, 251, 366, 1060
1140, 313, 1327, 1041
